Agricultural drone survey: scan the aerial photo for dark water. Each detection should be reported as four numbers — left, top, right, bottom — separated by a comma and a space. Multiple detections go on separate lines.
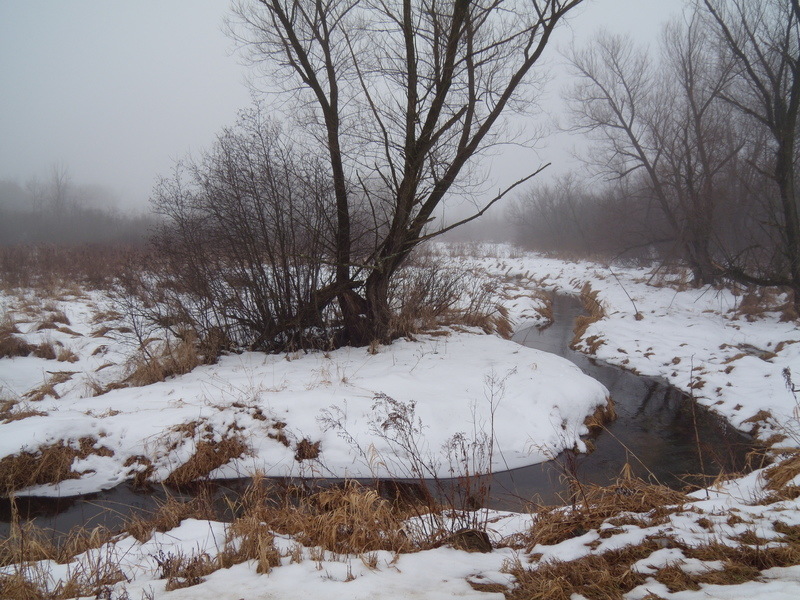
487, 294, 754, 508
0, 295, 755, 536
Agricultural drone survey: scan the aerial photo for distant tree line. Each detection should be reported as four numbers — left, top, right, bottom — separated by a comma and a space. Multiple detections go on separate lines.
0, 166, 155, 246
512, 0, 800, 307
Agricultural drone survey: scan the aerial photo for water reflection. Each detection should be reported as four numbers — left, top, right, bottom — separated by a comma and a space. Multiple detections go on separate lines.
488, 295, 753, 509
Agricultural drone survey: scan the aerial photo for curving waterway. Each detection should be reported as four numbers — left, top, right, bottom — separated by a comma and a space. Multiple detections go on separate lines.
488, 294, 754, 508
0, 294, 755, 536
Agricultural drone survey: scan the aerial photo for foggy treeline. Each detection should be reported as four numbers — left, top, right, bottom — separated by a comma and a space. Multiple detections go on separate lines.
510, 0, 800, 304
0, 166, 155, 246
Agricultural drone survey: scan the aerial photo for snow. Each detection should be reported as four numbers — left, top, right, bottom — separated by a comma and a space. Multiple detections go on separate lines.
5, 243, 800, 599
452, 244, 800, 444
0, 286, 609, 497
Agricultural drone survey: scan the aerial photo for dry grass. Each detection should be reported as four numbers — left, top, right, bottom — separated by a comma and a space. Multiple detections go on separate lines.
532, 289, 554, 323
0, 398, 47, 424
123, 455, 155, 488
164, 436, 250, 486
231, 476, 416, 555
571, 283, 605, 350
763, 451, 800, 499
0, 315, 35, 358
583, 398, 617, 434
519, 475, 688, 551
125, 493, 216, 543
506, 543, 659, 600
505, 456, 800, 600
36, 310, 70, 330
0, 243, 146, 292
154, 550, 217, 591
508, 522, 800, 600
0, 501, 114, 567
125, 334, 203, 387
294, 438, 321, 461
90, 325, 114, 338
0, 334, 34, 358
55, 347, 78, 363
0, 437, 113, 495
219, 516, 282, 573
735, 286, 797, 322
123, 476, 417, 558
0, 547, 127, 599
23, 371, 74, 402
31, 340, 58, 360
388, 258, 512, 339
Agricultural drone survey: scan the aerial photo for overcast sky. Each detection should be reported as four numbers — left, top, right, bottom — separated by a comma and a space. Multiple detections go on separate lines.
0, 0, 685, 213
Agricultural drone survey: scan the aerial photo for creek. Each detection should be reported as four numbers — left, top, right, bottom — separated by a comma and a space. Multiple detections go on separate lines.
0, 294, 754, 537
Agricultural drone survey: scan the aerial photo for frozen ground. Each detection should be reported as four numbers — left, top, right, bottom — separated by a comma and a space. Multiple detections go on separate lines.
447, 243, 800, 445
3, 459, 800, 599
0, 280, 607, 497
3, 244, 800, 599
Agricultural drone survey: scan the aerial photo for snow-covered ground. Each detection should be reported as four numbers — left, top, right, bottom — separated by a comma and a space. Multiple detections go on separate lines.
0, 278, 608, 497
3, 243, 800, 599
449, 244, 800, 445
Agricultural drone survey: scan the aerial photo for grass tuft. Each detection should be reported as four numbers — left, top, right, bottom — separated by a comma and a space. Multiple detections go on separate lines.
164, 436, 249, 486
0, 437, 113, 495
571, 283, 605, 349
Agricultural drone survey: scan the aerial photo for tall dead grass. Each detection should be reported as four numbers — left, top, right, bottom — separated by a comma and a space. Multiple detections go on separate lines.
232, 477, 416, 555
388, 257, 511, 339
124, 493, 216, 543
519, 474, 688, 551
0, 244, 145, 293
125, 333, 205, 387
164, 436, 250, 486
0, 437, 113, 495
571, 283, 605, 350
0, 315, 35, 358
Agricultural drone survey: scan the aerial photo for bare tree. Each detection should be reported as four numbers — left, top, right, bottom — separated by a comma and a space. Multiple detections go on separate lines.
47, 162, 73, 214
565, 17, 739, 285
230, 0, 582, 344
657, 14, 741, 283
701, 0, 800, 307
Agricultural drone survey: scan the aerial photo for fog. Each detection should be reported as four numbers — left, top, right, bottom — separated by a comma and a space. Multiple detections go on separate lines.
0, 0, 683, 216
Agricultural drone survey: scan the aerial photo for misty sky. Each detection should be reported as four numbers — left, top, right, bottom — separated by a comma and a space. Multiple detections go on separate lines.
0, 0, 684, 213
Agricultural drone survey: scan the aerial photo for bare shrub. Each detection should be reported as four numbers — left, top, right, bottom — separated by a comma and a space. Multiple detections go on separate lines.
116, 109, 339, 355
